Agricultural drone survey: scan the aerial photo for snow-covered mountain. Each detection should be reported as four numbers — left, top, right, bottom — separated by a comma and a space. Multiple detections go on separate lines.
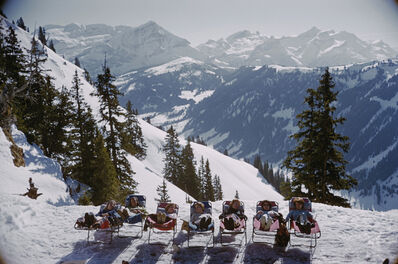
118, 59, 398, 211
46, 22, 397, 76
198, 27, 397, 68
115, 57, 228, 131
45, 21, 204, 76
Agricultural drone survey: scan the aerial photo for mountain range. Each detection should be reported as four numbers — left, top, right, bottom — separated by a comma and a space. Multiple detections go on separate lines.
45, 22, 397, 77
40, 21, 398, 210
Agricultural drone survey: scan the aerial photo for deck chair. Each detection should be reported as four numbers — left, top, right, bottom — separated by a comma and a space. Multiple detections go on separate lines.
252, 200, 280, 243
118, 194, 146, 238
187, 201, 215, 248
147, 202, 179, 245
288, 197, 321, 248
219, 200, 247, 246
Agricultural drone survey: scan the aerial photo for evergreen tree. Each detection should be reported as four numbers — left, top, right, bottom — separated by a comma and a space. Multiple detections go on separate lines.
38, 26, 47, 46
155, 178, 171, 203
74, 57, 81, 67
16, 17, 26, 30
90, 130, 119, 205
48, 40, 56, 52
203, 159, 215, 201
223, 149, 229, 156
283, 68, 357, 207
213, 175, 223, 200
94, 65, 136, 196
234, 190, 240, 199
83, 68, 92, 84
162, 126, 183, 184
122, 100, 147, 160
181, 141, 200, 198
15, 36, 47, 144
197, 156, 206, 200
0, 25, 27, 128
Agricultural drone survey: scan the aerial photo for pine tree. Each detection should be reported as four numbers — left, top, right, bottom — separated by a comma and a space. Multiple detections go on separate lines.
213, 175, 223, 200
234, 190, 240, 199
122, 100, 147, 160
90, 130, 119, 205
181, 141, 200, 198
48, 40, 56, 52
162, 126, 183, 184
197, 156, 206, 200
283, 68, 357, 207
38, 26, 47, 46
16, 17, 26, 30
74, 57, 81, 67
83, 68, 92, 84
155, 178, 171, 203
94, 64, 136, 196
15, 36, 47, 144
203, 159, 215, 201
0, 25, 27, 128
223, 149, 228, 156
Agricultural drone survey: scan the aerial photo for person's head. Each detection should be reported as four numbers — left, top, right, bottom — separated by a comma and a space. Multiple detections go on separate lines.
261, 200, 271, 211
194, 202, 204, 214
130, 197, 138, 208
106, 200, 116, 210
231, 199, 240, 209
293, 198, 304, 210
165, 203, 175, 214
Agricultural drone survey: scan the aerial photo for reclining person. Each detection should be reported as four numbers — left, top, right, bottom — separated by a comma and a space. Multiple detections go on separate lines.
219, 199, 247, 230
123, 196, 147, 224
189, 202, 212, 230
93, 200, 123, 228
144, 203, 177, 231
285, 197, 315, 234
255, 200, 281, 231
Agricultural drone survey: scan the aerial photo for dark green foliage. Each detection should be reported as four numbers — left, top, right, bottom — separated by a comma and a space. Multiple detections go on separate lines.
203, 159, 215, 201
74, 57, 80, 67
155, 178, 171, 203
90, 130, 120, 205
283, 68, 357, 207
94, 65, 136, 196
123, 100, 147, 160
48, 40, 55, 52
252, 156, 289, 195
16, 17, 26, 30
38, 26, 46, 46
78, 191, 93, 205
162, 126, 183, 184
0, 24, 27, 128
213, 175, 223, 201
83, 68, 92, 84
197, 156, 206, 200
181, 141, 200, 198
223, 149, 229, 156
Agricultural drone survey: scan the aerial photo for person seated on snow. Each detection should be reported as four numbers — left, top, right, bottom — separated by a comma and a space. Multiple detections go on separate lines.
189, 202, 212, 231
93, 200, 123, 227
219, 199, 247, 230
285, 197, 315, 234
144, 203, 177, 231
122, 196, 148, 224
255, 200, 281, 231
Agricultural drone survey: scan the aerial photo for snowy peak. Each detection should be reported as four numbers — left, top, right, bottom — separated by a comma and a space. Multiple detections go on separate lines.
198, 27, 397, 68
45, 21, 203, 76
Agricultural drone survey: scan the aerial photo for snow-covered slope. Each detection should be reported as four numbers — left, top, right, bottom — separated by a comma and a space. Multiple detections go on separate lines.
45, 21, 205, 76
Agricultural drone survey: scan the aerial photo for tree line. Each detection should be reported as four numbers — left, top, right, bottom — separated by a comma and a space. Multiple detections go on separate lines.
0, 17, 147, 205
161, 126, 223, 202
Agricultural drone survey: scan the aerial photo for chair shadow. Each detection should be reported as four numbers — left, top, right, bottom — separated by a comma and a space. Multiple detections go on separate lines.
205, 246, 239, 263
58, 235, 134, 264
127, 243, 165, 264
242, 243, 311, 264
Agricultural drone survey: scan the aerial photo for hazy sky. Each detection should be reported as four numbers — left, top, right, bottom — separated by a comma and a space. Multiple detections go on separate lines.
3, 0, 398, 49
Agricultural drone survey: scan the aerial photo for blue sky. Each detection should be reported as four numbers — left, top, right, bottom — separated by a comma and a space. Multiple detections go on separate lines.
3, 0, 398, 49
